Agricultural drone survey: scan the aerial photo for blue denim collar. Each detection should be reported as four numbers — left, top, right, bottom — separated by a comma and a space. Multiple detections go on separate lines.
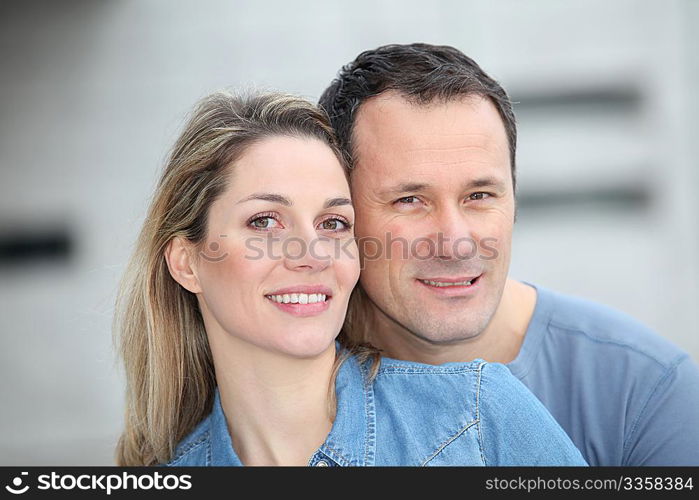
208, 389, 243, 466
316, 352, 376, 466
206, 351, 375, 466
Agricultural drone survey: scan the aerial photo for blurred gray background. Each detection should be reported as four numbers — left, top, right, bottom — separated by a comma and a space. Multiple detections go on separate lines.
1, 0, 697, 465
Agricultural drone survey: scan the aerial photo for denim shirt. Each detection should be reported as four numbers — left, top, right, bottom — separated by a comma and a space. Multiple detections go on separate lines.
165, 353, 587, 466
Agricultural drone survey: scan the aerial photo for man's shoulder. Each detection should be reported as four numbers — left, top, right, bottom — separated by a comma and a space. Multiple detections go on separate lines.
535, 284, 687, 368
519, 284, 699, 465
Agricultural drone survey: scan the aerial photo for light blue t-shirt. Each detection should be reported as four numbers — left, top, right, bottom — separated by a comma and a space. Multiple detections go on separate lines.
508, 283, 699, 466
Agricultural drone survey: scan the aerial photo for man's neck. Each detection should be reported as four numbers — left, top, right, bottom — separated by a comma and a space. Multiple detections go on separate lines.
369, 279, 537, 365
208, 334, 336, 466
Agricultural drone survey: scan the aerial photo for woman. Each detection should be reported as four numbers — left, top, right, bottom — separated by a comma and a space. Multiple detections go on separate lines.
114, 91, 586, 466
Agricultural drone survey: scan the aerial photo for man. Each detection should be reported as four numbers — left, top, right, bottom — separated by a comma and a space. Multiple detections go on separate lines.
319, 43, 699, 466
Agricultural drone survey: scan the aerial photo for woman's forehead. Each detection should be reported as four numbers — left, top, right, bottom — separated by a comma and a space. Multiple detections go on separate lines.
225, 136, 351, 200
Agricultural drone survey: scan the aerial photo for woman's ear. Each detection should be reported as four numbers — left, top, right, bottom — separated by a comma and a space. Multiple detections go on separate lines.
164, 236, 203, 294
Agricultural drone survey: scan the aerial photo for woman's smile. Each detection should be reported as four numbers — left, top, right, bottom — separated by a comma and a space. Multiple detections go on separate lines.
264, 284, 334, 317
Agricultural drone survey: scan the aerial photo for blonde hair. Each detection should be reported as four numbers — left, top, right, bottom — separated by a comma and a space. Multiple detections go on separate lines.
114, 91, 377, 466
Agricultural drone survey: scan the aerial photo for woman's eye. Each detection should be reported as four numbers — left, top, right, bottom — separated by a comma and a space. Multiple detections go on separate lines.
249, 216, 280, 230
395, 196, 420, 205
318, 218, 351, 232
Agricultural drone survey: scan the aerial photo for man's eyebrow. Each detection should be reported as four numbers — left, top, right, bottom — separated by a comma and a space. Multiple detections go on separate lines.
463, 177, 506, 190
378, 182, 429, 197
237, 193, 292, 206
377, 177, 505, 197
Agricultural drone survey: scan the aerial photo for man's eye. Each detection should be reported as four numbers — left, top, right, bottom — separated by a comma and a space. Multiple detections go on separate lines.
395, 196, 420, 204
469, 192, 490, 201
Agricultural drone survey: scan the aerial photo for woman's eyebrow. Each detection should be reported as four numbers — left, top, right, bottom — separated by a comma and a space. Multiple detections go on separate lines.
237, 193, 291, 206
324, 197, 352, 209
236, 193, 352, 209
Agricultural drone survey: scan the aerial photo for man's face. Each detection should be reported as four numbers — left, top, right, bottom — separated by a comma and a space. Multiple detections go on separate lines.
351, 92, 515, 345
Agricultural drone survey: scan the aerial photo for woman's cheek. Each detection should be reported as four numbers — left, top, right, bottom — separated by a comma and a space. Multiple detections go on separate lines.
338, 238, 361, 289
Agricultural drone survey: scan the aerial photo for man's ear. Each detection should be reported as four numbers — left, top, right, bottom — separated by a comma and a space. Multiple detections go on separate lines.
164, 236, 203, 294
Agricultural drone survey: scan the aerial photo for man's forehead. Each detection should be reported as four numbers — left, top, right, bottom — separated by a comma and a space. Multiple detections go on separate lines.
351, 93, 508, 181
353, 93, 506, 150
354, 90, 489, 124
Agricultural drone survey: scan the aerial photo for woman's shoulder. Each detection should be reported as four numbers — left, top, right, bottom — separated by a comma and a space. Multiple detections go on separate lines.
475, 362, 588, 465
355, 353, 520, 397
365, 356, 586, 465
371, 356, 492, 407
163, 388, 245, 466
373, 355, 520, 391
377, 356, 489, 374
371, 355, 547, 394
161, 409, 215, 466
370, 356, 526, 406
366, 357, 515, 465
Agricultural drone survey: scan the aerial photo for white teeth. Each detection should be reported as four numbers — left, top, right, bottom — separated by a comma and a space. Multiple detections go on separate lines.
421, 279, 473, 287
266, 293, 328, 304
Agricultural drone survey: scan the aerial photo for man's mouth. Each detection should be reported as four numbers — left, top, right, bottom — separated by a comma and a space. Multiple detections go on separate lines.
417, 275, 481, 287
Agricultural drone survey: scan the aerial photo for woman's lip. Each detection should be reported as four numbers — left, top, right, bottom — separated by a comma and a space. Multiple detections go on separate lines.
266, 284, 333, 296
265, 296, 331, 317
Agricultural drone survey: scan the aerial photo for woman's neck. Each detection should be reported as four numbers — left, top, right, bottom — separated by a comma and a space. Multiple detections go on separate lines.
210, 336, 337, 466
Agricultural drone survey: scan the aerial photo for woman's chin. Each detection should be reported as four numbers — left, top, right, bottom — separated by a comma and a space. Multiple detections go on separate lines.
272, 330, 338, 360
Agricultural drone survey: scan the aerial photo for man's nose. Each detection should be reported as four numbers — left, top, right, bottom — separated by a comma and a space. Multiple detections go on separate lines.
424, 205, 476, 260
282, 225, 332, 272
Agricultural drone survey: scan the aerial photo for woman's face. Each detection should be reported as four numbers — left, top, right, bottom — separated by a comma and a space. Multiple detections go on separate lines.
193, 135, 359, 359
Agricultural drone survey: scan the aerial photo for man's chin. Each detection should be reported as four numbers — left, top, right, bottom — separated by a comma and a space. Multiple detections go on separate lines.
409, 321, 489, 346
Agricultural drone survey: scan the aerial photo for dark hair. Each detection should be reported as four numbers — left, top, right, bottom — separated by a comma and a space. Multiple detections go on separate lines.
318, 42, 517, 190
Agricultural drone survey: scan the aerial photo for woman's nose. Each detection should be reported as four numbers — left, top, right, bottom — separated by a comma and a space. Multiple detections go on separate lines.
282, 227, 332, 272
